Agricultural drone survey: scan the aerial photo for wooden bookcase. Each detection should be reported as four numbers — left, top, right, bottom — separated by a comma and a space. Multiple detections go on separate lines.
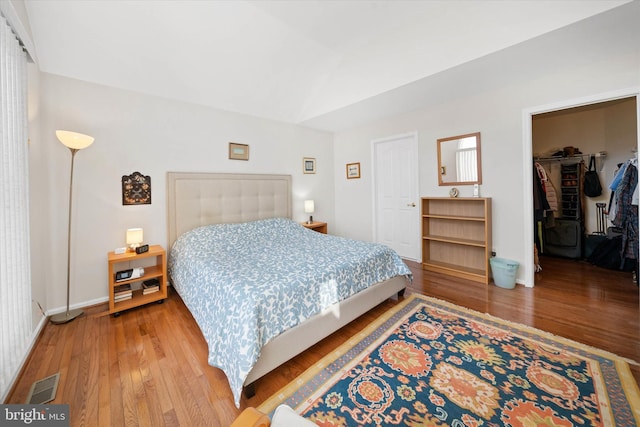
107, 244, 168, 316
421, 197, 492, 284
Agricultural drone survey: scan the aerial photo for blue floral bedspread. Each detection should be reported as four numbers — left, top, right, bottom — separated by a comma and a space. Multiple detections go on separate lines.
168, 217, 411, 406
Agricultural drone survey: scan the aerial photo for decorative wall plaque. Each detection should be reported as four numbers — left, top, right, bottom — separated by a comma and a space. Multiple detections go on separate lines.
122, 171, 151, 205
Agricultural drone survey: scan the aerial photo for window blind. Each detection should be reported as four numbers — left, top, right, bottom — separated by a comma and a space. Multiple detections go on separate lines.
0, 11, 32, 400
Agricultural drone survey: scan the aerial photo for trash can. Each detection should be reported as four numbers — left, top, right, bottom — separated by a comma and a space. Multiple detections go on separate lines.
490, 257, 519, 289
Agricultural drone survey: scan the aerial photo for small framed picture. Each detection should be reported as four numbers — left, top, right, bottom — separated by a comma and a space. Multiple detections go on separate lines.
346, 162, 361, 179
229, 142, 249, 160
303, 157, 316, 174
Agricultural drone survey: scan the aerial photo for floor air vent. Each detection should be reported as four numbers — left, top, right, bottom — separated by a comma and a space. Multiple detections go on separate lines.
25, 372, 60, 404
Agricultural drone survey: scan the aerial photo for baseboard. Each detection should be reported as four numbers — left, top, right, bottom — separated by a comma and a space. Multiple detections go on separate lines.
46, 296, 109, 316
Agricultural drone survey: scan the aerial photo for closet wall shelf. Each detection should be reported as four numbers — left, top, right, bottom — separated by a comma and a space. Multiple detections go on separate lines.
534, 152, 606, 163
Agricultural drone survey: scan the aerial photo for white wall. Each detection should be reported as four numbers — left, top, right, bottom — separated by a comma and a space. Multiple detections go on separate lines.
332, 3, 640, 286
30, 74, 334, 313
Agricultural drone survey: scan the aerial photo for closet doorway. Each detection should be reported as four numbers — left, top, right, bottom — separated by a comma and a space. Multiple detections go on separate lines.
529, 94, 638, 290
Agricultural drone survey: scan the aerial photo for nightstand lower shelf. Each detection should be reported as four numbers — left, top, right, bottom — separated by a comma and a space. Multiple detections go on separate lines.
112, 289, 164, 316
108, 244, 168, 316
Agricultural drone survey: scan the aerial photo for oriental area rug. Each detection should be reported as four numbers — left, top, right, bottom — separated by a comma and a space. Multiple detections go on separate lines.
259, 294, 640, 426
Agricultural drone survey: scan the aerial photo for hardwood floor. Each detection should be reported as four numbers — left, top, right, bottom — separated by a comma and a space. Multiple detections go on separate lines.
5, 256, 639, 426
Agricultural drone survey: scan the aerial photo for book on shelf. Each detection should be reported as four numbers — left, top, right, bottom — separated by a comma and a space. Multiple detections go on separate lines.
142, 278, 160, 294
114, 293, 132, 302
114, 283, 132, 297
142, 278, 159, 287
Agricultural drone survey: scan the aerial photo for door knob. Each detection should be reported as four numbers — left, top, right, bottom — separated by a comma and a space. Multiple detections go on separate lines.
407, 202, 416, 207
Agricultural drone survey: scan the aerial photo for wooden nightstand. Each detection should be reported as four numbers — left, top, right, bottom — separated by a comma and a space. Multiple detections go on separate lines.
302, 221, 327, 234
107, 244, 168, 316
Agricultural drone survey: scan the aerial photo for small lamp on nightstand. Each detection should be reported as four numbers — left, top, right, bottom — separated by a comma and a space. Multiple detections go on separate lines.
126, 228, 144, 251
304, 200, 314, 224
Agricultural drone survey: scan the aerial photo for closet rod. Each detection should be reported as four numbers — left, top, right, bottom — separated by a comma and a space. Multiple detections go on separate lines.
534, 152, 607, 163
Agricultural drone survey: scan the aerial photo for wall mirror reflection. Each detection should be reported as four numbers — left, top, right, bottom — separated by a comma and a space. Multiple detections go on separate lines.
437, 132, 482, 186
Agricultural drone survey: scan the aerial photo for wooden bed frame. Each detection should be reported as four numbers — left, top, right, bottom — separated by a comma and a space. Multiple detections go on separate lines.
166, 172, 407, 395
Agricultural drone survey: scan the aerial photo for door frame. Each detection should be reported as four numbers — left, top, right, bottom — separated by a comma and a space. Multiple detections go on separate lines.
371, 131, 420, 261
522, 87, 640, 287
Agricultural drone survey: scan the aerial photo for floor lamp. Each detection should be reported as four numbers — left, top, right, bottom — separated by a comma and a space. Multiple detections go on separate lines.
50, 130, 95, 324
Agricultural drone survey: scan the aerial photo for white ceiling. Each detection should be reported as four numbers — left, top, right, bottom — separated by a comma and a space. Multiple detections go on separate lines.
23, 0, 630, 131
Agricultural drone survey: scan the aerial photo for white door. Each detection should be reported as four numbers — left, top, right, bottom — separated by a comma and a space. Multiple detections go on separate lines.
373, 133, 420, 261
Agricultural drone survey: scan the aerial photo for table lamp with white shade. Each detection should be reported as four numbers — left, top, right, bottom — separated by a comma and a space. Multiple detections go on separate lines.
126, 228, 144, 251
304, 200, 314, 224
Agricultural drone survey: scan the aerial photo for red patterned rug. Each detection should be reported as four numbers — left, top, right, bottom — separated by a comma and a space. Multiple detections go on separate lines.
259, 294, 640, 426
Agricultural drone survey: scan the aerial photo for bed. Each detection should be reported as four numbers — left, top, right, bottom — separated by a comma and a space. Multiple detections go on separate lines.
166, 172, 411, 406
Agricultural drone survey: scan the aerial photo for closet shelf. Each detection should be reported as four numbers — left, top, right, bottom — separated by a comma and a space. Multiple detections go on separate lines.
534, 152, 606, 163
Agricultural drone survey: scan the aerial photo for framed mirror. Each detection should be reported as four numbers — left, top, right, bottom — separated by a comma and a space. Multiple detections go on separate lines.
437, 132, 482, 186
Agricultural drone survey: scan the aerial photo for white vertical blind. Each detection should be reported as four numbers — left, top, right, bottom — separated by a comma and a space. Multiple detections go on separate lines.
456, 148, 478, 182
455, 136, 478, 182
0, 12, 32, 398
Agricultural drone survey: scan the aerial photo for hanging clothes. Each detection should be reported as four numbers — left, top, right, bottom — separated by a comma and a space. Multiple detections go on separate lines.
611, 158, 638, 267
537, 163, 559, 213
533, 164, 551, 219
533, 166, 550, 254
608, 163, 624, 221
533, 163, 555, 256
608, 162, 628, 220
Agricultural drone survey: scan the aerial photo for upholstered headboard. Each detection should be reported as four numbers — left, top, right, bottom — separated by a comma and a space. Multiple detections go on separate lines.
166, 172, 292, 249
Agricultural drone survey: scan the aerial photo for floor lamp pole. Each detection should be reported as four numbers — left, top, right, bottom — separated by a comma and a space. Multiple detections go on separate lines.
50, 147, 84, 324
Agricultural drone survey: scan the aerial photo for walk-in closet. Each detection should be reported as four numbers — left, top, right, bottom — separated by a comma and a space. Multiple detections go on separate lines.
532, 97, 638, 285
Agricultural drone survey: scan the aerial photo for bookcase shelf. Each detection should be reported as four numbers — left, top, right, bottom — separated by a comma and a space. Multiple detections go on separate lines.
421, 197, 492, 284
107, 244, 168, 316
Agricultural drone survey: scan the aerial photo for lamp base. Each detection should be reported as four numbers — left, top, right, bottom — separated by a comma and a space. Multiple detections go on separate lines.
50, 308, 84, 325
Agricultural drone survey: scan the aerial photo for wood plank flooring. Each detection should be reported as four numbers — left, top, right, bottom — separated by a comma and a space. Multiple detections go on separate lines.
5, 256, 639, 426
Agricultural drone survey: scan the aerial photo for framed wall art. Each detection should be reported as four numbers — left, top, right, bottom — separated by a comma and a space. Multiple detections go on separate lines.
229, 142, 249, 160
122, 171, 151, 205
303, 157, 316, 174
346, 162, 361, 179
